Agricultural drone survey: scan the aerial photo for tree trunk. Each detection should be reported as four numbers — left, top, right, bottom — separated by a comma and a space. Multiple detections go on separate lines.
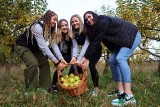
103, 50, 110, 74
5, 44, 14, 76
158, 60, 160, 76
103, 60, 109, 74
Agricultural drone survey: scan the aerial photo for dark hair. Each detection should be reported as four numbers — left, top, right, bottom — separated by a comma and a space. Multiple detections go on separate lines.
83, 11, 99, 41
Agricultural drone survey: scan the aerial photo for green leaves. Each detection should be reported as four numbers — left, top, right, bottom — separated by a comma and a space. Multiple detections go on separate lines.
0, 0, 47, 64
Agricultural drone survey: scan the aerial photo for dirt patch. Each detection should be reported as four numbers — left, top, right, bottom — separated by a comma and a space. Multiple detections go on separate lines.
0, 64, 25, 78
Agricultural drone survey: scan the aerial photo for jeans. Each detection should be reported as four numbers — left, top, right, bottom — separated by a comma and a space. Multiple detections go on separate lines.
108, 32, 141, 83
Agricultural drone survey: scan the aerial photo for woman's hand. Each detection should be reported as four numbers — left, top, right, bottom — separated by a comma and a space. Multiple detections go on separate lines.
61, 58, 68, 65
69, 57, 77, 64
57, 62, 67, 71
74, 60, 82, 67
81, 57, 89, 70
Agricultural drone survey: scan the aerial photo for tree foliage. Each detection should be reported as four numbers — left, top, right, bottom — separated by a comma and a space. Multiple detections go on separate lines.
116, 0, 160, 61
99, 0, 160, 62
0, 0, 47, 64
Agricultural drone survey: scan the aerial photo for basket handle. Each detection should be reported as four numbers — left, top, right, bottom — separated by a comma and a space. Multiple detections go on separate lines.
57, 63, 87, 90
57, 63, 87, 78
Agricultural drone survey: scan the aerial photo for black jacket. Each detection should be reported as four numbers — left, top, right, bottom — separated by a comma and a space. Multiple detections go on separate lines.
84, 15, 138, 60
16, 22, 43, 52
75, 32, 86, 45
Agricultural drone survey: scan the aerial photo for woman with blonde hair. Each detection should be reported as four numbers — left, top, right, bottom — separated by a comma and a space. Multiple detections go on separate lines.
69, 14, 101, 97
15, 10, 60, 90
49, 19, 78, 92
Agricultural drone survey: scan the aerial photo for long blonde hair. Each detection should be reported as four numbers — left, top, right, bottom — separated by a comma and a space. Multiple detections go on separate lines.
29, 10, 58, 45
55, 19, 70, 43
70, 14, 83, 38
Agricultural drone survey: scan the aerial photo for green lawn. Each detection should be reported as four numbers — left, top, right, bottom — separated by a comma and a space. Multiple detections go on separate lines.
0, 62, 160, 107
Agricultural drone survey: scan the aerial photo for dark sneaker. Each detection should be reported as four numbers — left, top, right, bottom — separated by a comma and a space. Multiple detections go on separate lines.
48, 86, 58, 93
107, 89, 121, 97
111, 93, 136, 106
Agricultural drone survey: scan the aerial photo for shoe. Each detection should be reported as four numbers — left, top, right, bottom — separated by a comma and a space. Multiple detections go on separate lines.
107, 89, 121, 97
111, 93, 136, 106
92, 88, 99, 97
48, 86, 58, 93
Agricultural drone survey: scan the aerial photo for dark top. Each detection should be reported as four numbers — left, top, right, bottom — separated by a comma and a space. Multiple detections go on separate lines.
58, 37, 72, 56
84, 15, 138, 60
75, 32, 86, 45
16, 22, 43, 52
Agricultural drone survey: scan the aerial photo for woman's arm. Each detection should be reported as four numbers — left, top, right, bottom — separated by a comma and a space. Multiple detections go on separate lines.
84, 19, 110, 60
33, 23, 58, 62
77, 36, 90, 61
71, 38, 79, 58
51, 43, 63, 61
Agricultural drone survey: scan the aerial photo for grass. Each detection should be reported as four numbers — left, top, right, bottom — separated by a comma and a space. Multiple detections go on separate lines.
0, 62, 160, 107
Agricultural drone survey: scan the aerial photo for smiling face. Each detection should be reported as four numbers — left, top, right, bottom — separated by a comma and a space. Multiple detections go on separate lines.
61, 20, 69, 34
50, 15, 58, 27
84, 13, 94, 26
71, 16, 80, 29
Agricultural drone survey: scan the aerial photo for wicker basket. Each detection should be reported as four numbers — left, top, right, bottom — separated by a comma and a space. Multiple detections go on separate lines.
58, 65, 88, 96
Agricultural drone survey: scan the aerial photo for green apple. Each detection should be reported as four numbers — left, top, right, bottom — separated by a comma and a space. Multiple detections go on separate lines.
60, 77, 64, 82
68, 83, 74, 87
74, 76, 80, 81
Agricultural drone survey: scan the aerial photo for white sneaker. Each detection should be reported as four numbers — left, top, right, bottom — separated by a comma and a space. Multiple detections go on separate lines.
112, 93, 136, 106
92, 88, 99, 97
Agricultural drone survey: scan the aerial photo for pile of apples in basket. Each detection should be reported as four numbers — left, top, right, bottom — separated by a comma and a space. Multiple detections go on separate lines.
60, 73, 82, 87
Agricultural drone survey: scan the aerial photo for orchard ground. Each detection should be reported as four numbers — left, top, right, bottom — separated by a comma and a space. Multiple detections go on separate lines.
0, 61, 159, 107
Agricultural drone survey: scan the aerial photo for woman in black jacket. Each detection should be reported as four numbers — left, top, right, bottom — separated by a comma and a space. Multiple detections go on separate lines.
81, 11, 141, 106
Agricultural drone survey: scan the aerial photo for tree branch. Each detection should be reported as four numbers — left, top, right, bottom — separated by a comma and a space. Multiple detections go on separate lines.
139, 46, 160, 57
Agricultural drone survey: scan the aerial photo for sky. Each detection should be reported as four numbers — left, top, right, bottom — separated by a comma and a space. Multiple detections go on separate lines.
46, 0, 117, 22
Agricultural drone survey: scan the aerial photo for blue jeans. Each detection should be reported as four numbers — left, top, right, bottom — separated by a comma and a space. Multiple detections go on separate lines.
108, 32, 141, 83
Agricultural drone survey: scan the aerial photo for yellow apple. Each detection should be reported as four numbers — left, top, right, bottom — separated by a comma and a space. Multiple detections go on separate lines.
60, 77, 64, 82
73, 81, 79, 86
64, 75, 69, 79
69, 73, 74, 78
63, 82, 69, 87
69, 78, 75, 83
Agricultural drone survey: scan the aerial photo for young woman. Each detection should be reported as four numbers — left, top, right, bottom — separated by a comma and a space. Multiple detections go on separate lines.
48, 19, 78, 92
69, 14, 101, 97
81, 11, 141, 106
15, 10, 59, 90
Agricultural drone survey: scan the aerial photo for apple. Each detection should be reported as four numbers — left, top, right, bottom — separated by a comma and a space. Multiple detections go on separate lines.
68, 83, 74, 87
74, 76, 80, 81
69, 78, 75, 83
60, 77, 64, 82
63, 82, 69, 87
69, 73, 74, 78
64, 75, 69, 79
73, 81, 79, 86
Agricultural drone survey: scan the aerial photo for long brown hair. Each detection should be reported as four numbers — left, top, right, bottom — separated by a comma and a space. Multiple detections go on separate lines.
29, 10, 58, 45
